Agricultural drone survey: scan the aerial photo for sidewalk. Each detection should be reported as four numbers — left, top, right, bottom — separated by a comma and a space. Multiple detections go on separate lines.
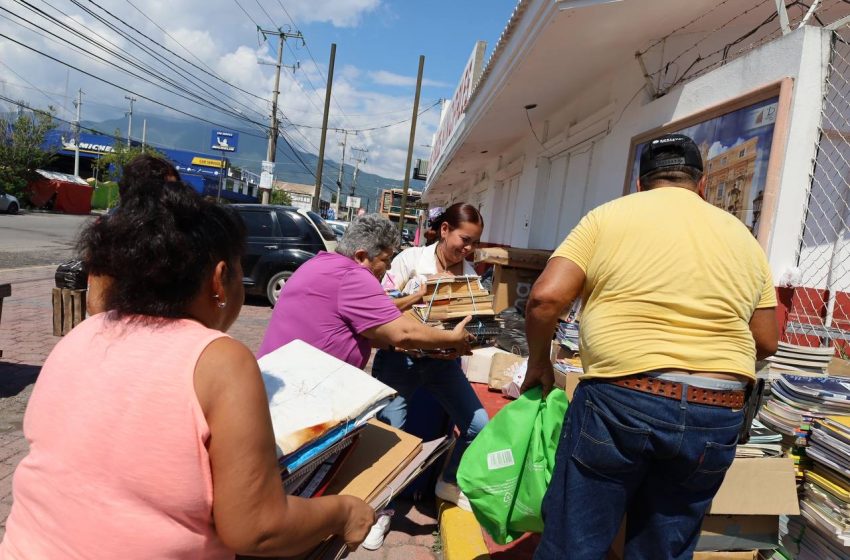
0, 268, 440, 556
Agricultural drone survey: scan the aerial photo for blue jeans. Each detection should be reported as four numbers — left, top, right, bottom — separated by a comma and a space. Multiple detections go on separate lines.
372, 349, 489, 484
535, 379, 744, 560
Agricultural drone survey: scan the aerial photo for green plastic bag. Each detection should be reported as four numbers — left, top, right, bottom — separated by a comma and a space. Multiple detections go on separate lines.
457, 387, 568, 544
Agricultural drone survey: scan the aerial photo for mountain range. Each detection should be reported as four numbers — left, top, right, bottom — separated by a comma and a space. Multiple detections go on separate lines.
79, 114, 425, 211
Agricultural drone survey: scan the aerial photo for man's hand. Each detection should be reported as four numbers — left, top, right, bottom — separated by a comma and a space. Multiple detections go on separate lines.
521, 361, 555, 397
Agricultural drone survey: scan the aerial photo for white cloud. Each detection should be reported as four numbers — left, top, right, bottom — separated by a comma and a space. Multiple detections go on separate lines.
0, 0, 438, 181
369, 70, 451, 88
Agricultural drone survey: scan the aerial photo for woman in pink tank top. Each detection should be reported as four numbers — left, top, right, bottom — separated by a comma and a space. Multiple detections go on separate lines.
1, 157, 374, 559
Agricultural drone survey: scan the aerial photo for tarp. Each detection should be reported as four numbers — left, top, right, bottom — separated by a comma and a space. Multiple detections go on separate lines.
27, 177, 93, 215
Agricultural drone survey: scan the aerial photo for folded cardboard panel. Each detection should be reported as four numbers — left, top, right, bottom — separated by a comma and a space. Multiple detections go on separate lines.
474, 247, 552, 270
707, 458, 799, 516
694, 552, 758, 560
322, 419, 421, 503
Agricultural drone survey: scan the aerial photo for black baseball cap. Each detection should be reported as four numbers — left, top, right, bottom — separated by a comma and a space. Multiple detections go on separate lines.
639, 133, 703, 177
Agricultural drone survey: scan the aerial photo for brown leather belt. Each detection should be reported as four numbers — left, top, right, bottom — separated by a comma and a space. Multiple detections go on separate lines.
610, 375, 746, 409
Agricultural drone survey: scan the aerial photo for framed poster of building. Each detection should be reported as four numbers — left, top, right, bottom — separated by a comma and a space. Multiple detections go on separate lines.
624, 79, 793, 241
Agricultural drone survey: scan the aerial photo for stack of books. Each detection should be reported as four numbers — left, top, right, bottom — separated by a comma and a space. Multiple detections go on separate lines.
758, 342, 833, 384
780, 416, 850, 559
410, 275, 504, 348
257, 339, 397, 498
556, 320, 580, 353
412, 275, 495, 322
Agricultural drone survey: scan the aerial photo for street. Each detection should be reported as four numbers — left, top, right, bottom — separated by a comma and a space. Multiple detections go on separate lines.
0, 212, 93, 269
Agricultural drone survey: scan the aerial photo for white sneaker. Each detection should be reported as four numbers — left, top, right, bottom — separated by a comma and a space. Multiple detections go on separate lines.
435, 478, 472, 512
361, 512, 392, 551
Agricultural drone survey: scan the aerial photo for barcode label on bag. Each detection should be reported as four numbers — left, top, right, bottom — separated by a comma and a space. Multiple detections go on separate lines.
487, 449, 515, 470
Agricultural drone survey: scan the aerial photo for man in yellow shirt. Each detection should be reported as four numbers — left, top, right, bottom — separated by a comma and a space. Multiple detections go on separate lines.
524, 133, 779, 560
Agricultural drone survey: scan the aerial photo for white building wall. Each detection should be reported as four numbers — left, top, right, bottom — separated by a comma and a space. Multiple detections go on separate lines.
475, 26, 829, 283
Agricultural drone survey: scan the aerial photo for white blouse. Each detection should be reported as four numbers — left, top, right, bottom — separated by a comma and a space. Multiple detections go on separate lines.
382, 243, 477, 295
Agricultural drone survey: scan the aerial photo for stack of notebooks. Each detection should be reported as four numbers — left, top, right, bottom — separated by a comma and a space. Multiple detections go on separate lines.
758, 375, 850, 438
758, 342, 833, 384
736, 418, 783, 458
779, 416, 850, 559
411, 275, 504, 348
556, 320, 580, 353
258, 339, 397, 498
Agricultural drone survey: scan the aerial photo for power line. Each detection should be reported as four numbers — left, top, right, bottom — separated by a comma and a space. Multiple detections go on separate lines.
4, 2, 267, 128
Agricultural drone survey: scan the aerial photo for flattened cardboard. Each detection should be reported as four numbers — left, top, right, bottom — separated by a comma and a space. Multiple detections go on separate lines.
708, 457, 799, 516
694, 552, 758, 560
321, 419, 421, 503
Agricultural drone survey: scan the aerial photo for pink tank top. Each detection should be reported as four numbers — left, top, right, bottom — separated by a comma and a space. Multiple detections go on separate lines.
1, 314, 233, 559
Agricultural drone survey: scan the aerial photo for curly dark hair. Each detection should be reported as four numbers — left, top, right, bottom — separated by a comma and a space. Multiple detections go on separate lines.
118, 154, 181, 198
78, 178, 245, 319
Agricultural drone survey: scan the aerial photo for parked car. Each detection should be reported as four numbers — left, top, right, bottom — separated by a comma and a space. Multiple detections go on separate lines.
0, 189, 20, 214
231, 205, 337, 305
325, 219, 349, 239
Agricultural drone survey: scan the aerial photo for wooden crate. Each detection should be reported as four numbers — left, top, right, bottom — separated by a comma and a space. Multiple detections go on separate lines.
52, 288, 87, 336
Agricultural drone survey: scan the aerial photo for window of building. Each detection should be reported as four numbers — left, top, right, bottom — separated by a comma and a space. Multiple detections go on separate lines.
241, 210, 275, 237
738, 148, 746, 158
717, 182, 726, 199
721, 157, 728, 166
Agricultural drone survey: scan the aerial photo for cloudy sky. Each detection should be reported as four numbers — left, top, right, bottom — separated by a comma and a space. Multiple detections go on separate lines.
0, 0, 517, 179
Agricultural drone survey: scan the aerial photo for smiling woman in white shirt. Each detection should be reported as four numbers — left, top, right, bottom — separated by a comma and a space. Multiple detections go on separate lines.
376, 203, 489, 511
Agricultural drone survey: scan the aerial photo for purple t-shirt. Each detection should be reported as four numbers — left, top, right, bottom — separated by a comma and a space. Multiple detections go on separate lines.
257, 252, 401, 368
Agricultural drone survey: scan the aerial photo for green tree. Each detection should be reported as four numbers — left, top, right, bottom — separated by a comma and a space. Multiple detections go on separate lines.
0, 105, 57, 201
97, 130, 166, 182
270, 189, 292, 206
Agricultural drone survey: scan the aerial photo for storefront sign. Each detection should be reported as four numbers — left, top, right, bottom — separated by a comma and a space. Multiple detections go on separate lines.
191, 156, 224, 168
429, 41, 487, 176
211, 130, 239, 152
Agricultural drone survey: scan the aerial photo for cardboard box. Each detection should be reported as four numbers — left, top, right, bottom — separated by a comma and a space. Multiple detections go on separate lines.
488, 352, 526, 390
492, 265, 543, 314
462, 346, 513, 384
696, 457, 799, 551
694, 552, 758, 560
474, 246, 552, 270
609, 458, 798, 558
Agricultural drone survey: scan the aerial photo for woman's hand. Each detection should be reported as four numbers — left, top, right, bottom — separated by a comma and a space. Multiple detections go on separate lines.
340, 496, 377, 550
449, 316, 475, 356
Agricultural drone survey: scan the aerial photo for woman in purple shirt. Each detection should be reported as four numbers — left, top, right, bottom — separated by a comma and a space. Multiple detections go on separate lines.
258, 214, 473, 367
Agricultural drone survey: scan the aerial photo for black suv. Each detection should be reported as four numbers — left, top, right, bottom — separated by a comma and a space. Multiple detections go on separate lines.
232, 205, 337, 305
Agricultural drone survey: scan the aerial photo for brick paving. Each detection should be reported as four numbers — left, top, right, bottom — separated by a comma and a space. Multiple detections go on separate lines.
0, 266, 439, 556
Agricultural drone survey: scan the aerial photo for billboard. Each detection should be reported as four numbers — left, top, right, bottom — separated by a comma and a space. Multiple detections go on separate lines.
211, 130, 239, 152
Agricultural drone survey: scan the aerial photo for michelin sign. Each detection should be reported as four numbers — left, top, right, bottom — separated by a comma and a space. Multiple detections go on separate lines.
211, 130, 239, 153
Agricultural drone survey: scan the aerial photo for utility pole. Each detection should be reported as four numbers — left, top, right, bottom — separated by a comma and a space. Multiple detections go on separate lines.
141, 119, 147, 152
398, 55, 425, 236
73, 88, 82, 177
334, 129, 357, 216
350, 147, 368, 221
260, 28, 303, 205
124, 95, 136, 146
313, 42, 336, 213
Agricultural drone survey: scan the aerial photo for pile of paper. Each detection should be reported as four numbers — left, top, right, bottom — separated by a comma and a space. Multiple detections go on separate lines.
758, 375, 850, 437
759, 342, 833, 383
258, 339, 397, 497
782, 416, 850, 558
736, 418, 783, 458
555, 320, 580, 353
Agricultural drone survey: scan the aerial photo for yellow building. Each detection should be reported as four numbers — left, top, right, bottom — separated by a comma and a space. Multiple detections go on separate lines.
703, 137, 759, 224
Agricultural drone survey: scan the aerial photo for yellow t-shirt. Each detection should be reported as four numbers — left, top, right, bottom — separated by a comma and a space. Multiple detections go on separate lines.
552, 187, 776, 380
